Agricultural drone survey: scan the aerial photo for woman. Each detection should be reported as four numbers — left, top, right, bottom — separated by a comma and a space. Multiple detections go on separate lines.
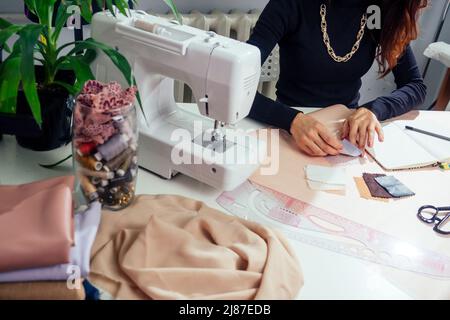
248, 0, 427, 156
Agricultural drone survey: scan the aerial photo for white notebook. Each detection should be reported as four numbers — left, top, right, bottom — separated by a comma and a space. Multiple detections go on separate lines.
366, 119, 450, 170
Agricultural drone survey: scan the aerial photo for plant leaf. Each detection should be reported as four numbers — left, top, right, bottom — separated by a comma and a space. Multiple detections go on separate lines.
58, 55, 95, 93
78, 0, 93, 23
53, 0, 75, 42
0, 55, 22, 114
0, 17, 13, 30
164, 0, 183, 25
56, 40, 77, 56
0, 25, 23, 53
68, 38, 132, 86
80, 48, 97, 65
105, 0, 116, 17
53, 80, 77, 95
23, 0, 37, 16
35, 0, 57, 26
114, 0, 128, 17
18, 24, 45, 127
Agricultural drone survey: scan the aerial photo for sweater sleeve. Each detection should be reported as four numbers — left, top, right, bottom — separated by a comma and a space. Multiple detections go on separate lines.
363, 45, 427, 121
246, 0, 301, 132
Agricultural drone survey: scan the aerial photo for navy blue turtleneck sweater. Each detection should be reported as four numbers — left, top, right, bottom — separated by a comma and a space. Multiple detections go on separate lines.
247, 0, 427, 132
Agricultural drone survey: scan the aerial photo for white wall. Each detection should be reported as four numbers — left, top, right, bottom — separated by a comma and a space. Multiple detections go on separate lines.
0, 0, 269, 14
1, 0, 446, 109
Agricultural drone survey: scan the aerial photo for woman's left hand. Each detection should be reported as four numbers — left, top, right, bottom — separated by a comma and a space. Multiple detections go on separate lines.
341, 107, 384, 152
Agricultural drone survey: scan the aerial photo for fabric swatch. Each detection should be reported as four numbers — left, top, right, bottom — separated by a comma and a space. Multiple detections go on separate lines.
307, 180, 346, 191
325, 154, 361, 166
374, 176, 415, 198
0, 176, 75, 272
305, 165, 346, 185
0, 202, 101, 283
89, 195, 303, 300
0, 281, 85, 300
353, 177, 389, 203
362, 173, 392, 198
340, 139, 362, 157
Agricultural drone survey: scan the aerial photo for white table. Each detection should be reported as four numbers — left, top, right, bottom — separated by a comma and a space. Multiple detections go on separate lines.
0, 105, 412, 300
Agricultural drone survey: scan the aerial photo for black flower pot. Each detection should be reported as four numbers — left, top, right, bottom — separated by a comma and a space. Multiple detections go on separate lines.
0, 66, 75, 151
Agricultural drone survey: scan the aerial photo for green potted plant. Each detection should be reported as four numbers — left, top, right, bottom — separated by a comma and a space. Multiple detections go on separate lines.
0, 0, 181, 151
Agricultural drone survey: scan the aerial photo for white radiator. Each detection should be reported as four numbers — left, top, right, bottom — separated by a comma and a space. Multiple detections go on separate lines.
149, 10, 280, 102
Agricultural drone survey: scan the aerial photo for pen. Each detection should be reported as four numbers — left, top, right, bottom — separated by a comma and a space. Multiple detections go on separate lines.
405, 125, 450, 142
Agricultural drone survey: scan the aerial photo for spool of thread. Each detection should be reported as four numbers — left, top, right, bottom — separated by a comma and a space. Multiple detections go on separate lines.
112, 115, 124, 123
76, 154, 103, 171
109, 187, 119, 194
77, 142, 97, 156
116, 154, 133, 177
100, 180, 109, 187
79, 167, 114, 179
94, 134, 129, 161
104, 148, 134, 172
91, 176, 101, 185
108, 169, 133, 188
79, 175, 98, 201
117, 119, 134, 139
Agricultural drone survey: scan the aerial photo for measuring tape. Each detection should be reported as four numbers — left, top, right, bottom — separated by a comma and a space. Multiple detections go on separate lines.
217, 181, 450, 279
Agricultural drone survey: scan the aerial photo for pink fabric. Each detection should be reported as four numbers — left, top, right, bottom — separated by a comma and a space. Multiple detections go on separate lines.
77, 80, 137, 114
0, 176, 75, 272
73, 81, 137, 147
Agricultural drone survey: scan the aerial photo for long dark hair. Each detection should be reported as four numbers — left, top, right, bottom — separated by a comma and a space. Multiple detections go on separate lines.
375, 0, 428, 76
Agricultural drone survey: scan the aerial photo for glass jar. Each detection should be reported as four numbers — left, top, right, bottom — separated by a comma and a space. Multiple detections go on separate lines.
72, 98, 138, 211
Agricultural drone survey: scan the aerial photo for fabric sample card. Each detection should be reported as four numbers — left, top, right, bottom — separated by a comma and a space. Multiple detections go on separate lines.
325, 154, 361, 166
305, 165, 346, 185
362, 173, 392, 198
354, 177, 389, 203
340, 139, 362, 157
374, 175, 415, 198
0, 281, 85, 300
307, 180, 346, 191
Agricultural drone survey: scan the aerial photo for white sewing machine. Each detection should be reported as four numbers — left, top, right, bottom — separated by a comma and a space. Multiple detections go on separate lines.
90, 10, 266, 190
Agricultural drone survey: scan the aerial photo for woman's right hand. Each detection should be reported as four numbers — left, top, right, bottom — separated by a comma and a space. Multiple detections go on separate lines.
290, 113, 343, 156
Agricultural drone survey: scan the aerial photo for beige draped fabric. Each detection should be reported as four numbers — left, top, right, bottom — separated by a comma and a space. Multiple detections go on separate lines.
89, 195, 303, 300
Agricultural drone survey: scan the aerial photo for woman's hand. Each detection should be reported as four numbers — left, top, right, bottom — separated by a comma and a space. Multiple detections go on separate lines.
341, 107, 384, 151
290, 113, 343, 156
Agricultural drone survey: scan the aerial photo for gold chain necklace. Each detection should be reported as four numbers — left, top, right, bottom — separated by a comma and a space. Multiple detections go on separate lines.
320, 4, 367, 63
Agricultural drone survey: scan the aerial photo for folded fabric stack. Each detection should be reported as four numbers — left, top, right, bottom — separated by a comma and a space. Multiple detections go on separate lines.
0, 176, 101, 300
305, 164, 347, 191
355, 173, 415, 201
